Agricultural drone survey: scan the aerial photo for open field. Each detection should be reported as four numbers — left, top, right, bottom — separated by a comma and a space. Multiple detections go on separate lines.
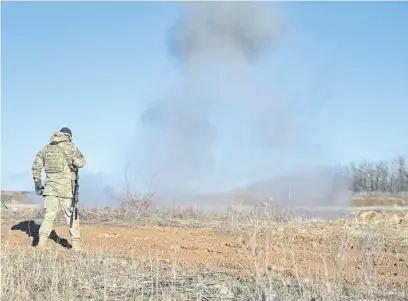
1, 202, 408, 301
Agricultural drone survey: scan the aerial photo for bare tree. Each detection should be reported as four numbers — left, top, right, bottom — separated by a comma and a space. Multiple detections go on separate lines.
349, 155, 408, 198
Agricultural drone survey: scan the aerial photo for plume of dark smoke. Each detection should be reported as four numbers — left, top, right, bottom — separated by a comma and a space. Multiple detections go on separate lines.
133, 2, 352, 216
170, 2, 284, 63
138, 2, 292, 189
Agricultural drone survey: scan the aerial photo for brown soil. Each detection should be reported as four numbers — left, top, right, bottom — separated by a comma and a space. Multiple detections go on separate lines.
353, 196, 408, 207
2, 219, 408, 290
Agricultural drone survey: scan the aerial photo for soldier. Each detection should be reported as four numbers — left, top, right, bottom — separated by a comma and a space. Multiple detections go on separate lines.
32, 127, 86, 251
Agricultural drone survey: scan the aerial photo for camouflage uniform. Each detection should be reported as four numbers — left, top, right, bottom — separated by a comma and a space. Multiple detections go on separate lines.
32, 130, 86, 250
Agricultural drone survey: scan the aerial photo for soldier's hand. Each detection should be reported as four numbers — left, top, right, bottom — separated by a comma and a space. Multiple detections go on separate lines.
34, 181, 44, 196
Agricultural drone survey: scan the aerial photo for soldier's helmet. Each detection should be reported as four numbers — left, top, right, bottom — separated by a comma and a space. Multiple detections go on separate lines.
60, 127, 72, 138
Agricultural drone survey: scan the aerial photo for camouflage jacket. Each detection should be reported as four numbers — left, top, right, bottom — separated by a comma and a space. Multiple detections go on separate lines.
32, 132, 86, 198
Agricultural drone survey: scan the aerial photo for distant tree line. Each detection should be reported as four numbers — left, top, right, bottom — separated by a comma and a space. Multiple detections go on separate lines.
348, 156, 408, 197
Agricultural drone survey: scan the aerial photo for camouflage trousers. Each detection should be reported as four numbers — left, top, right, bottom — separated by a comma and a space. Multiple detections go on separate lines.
38, 196, 80, 241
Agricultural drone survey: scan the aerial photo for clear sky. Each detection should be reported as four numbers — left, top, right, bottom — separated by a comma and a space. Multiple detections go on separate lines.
2, 2, 408, 201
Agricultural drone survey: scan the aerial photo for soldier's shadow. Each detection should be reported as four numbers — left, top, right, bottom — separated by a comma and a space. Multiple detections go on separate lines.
11, 220, 72, 249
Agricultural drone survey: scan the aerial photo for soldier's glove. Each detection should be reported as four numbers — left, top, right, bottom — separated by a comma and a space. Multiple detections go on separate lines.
34, 181, 44, 196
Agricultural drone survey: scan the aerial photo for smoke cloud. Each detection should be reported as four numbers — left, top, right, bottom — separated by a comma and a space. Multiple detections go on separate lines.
132, 2, 351, 215
2, 171, 120, 208
170, 2, 284, 62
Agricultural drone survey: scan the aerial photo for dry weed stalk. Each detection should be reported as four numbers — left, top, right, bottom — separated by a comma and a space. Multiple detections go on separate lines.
117, 165, 154, 221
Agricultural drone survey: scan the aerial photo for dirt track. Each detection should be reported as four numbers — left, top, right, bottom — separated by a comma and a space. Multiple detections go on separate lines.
2, 219, 408, 290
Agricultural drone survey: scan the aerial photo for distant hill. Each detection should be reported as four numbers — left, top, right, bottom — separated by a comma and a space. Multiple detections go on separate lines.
150, 166, 352, 210
233, 166, 352, 207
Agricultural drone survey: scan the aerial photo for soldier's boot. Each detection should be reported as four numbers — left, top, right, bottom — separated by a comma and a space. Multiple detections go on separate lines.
71, 240, 82, 252
36, 234, 48, 250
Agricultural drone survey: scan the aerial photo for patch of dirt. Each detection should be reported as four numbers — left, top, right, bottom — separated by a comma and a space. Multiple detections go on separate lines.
2, 219, 408, 290
353, 197, 408, 207
357, 211, 408, 224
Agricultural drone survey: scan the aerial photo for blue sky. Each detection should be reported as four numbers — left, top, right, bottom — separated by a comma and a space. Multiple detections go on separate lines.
2, 1, 408, 198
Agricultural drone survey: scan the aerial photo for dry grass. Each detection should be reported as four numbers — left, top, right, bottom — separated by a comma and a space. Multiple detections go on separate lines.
1, 203, 408, 301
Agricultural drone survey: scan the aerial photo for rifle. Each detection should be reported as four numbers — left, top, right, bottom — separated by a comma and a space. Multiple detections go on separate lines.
70, 168, 79, 228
